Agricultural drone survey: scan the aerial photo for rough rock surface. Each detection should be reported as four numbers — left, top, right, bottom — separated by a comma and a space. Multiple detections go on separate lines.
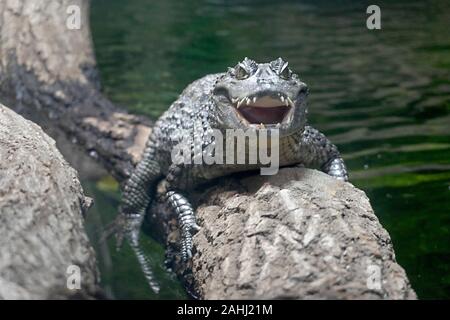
0, 104, 99, 299
156, 168, 417, 299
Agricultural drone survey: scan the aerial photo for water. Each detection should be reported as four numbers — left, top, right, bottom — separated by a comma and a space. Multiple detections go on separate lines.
89, 0, 450, 299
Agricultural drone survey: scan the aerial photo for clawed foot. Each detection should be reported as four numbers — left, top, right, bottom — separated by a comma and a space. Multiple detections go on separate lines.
166, 191, 200, 261
114, 212, 144, 250
323, 157, 349, 182
114, 211, 161, 293
180, 221, 201, 261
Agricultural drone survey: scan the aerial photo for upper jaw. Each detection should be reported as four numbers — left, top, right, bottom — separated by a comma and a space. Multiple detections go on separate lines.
229, 91, 297, 128
231, 92, 295, 109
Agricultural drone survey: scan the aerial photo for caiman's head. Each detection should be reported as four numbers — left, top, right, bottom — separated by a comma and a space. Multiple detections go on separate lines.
212, 57, 308, 136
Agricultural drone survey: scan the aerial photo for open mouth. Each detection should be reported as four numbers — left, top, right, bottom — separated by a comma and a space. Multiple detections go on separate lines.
232, 94, 294, 125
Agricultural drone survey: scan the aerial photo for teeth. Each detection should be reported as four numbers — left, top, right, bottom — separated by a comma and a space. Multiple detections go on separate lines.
287, 97, 294, 107
234, 94, 294, 109
260, 123, 265, 128
276, 123, 281, 128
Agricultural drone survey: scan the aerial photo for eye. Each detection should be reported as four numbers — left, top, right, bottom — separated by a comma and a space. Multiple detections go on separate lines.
235, 64, 250, 80
279, 64, 291, 79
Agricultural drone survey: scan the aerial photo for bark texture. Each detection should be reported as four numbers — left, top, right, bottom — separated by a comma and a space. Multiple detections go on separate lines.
0, 0, 417, 299
0, 0, 151, 181
0, 104, 99, 299
153, 168, 416, 299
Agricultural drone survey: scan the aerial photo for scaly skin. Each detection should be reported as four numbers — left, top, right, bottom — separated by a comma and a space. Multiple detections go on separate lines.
119, 58, 348, 292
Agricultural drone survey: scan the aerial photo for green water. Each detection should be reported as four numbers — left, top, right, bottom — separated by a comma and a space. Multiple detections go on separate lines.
88, 0, 450, 299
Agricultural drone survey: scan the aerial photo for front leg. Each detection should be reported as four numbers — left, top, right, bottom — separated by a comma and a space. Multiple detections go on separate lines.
121, 145, 162, 244
164, 162, 206, 261
300, 126, 348, 181
166, 190, 200, 260
322, 156, 348, 181
119, 142, 162, 292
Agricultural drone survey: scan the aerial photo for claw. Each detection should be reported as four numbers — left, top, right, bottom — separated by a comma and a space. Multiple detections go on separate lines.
116, 234, 124, 251
166, 190, 199, 262
191, 223, 201, 232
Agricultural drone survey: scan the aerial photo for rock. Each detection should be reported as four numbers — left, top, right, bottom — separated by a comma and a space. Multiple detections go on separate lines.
0, 104, 99, 299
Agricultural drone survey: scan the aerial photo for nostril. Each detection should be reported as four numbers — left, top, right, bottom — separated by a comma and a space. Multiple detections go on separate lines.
257, 78, 273, 85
